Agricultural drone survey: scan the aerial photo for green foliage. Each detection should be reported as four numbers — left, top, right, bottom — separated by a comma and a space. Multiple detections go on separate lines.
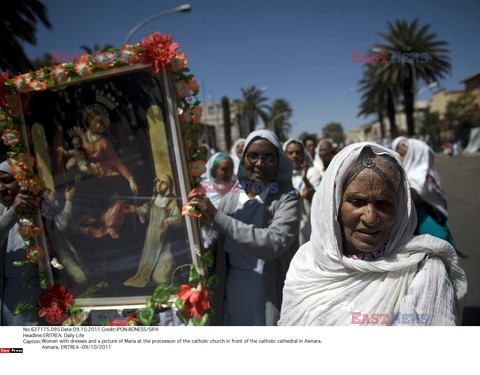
268, 99, 293, 142
13, 302, 34, 315
421, 108, 441, 136
322, 122, 344, 144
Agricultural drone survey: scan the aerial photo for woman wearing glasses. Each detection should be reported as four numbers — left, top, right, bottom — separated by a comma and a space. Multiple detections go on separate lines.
187, 130, 301, 325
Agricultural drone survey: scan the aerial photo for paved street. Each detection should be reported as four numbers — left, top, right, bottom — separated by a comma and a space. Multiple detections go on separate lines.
436, 153, 480, 325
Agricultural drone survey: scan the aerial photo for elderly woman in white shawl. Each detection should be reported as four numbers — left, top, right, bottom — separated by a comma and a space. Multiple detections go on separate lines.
279, 142, 466, 326
306, 139, 336, 190
283, 139, 314, 246
392, 137, 456, 249
229, 138, 245, 179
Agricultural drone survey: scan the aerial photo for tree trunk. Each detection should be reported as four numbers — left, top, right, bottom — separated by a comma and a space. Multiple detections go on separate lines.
387, 90, 398, 138
378, 111, 385, 139
248, 116, 255, 133
221, 96, 231, 151
403, 78, 415, 136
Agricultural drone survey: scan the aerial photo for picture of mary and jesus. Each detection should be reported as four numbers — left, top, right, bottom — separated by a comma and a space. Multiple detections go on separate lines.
24, 71, 192, 299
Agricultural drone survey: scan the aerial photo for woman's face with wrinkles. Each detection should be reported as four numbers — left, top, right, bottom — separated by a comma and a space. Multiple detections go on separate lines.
338, 160, 398, 255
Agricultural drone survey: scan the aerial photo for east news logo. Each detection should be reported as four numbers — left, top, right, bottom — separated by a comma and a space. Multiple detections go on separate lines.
351, 51, 429, 63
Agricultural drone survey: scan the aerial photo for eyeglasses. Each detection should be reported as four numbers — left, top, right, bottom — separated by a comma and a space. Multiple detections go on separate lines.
245, 153, 276, 164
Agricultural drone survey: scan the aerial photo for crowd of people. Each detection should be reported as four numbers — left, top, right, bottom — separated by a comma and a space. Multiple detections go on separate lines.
0, 130, 467, 326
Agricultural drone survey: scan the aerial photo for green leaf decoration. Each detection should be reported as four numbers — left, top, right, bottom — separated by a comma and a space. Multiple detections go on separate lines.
201, 251, 214, 268
176, 311, 189, 326
38, 272, 48, 289
136, 307, 154, 326
168, 285, 180, 294
207, 275, 219, 290
153, 290, 170, 305
175, 298, 185, 311
12, 259, 30, 267
13, 302, 33, 315
145, 297, 155, 309
192, 313, 209, 326
188, 265, 201, 284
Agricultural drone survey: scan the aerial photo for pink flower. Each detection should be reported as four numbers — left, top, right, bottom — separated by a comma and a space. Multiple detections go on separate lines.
189, 160, 206, 177
181, 108, 193, 123
188, 77, 199, 92
74, 61, 92, 78
12, 74, 31, 93
119, 45, 138, 65
50, 65, 69, 83
94, 53, 114, 70
28, 80, 47, 91
139, 32, 180, 74
175, 80, 191, 98
2, 129, 20, 146
192, 106, 202, 124
170, 52, 187, 72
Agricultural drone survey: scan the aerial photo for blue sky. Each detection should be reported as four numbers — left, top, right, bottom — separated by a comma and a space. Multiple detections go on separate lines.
23, 0, 480, 138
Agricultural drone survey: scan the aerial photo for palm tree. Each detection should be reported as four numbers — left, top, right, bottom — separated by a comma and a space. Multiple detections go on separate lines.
358, 62, 399, 138
268, 99, 293, 142
238, 85, 269, 133
375, 18, 451, 136
0, 0, 51, 74
80, 43, 115, 55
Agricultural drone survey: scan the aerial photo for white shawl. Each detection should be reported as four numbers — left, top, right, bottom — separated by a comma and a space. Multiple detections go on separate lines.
278, 142, 466, 326
306, 139, 332, 190
402, 138, 448, 219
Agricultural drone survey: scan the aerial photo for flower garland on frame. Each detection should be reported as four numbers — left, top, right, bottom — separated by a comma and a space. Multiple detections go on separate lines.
0, 31, 216, 326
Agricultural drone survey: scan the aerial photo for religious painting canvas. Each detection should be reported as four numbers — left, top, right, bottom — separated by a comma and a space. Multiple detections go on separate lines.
19, 65, 201, 307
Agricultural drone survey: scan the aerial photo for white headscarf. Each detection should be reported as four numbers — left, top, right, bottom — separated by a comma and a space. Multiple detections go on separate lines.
282, 138, 313, 168
306, 139, 332, 190
391, 136, 408, 153
230, 138, 246, 177
238, 130, 292, 188
0, 160, 13, 174
401, 138, 448, 219
278, 142, 466, 326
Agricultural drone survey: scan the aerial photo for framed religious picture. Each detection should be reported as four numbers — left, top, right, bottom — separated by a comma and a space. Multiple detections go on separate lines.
1, 34, 212, 325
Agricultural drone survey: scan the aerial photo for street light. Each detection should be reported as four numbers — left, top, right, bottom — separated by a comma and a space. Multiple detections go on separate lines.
124, 4, 192, 45
416, 81, 439, 97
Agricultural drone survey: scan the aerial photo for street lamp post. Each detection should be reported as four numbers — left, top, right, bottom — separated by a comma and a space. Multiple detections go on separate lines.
124, 4, 192, 45
414, 81, 439, 128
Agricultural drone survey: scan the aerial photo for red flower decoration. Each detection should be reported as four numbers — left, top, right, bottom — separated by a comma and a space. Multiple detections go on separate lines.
139, 32, 180, 74
18, 224, 43, 238
11, 163, 27, 180
38, 285, 74, 323
108, 316, 140, 326
0, 71, 9, 107
2, 129, 20, 146
19, 177, 44, 195
17, 152, 35, 171
178, 284, 211, 320
189, 160, 206, 177
50, 65, 69, 83
26, 245, 45, 263
170, 52, 187, 72
119, 45, 139, 65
